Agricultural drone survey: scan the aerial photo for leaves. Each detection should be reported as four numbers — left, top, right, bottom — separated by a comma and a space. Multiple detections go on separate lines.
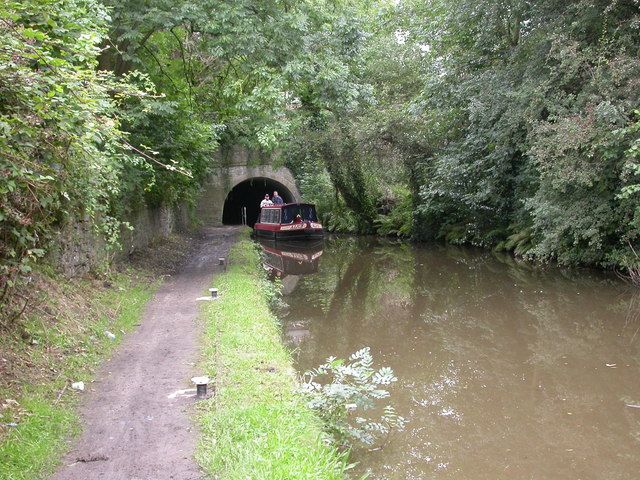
293, 0, 640, 266
0, 0, 148, 322
0, 0, 387, 327
300, 347, 406, 447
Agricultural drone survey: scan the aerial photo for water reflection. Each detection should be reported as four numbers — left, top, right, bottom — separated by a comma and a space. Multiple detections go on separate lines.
277, 236, 640, 480
257, 238, 324, 295
257, 239, 325, 345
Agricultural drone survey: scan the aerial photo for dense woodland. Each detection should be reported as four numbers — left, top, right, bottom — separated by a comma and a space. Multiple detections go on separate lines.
2, 0, 640, 316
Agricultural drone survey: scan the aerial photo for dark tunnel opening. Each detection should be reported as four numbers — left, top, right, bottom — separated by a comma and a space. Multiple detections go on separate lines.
222, 177, 295, 226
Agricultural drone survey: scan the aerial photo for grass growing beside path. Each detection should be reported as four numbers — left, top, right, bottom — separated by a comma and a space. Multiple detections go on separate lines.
197, 233, 349, 479
0, 270, 156, 480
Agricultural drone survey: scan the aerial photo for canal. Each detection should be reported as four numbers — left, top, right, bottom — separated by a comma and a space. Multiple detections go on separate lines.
260, 236, 640, 479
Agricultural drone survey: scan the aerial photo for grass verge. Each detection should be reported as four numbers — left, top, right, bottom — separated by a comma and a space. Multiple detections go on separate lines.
196, 232, 349, 479
0, 269, 157, 480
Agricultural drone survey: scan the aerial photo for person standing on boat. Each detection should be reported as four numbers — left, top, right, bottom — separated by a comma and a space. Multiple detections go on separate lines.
260, 194, 273, 208
272, 191, 283, 205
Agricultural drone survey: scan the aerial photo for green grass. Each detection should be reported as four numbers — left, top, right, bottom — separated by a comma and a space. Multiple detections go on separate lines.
196, 233, 350, 480
0, 271, 156, 480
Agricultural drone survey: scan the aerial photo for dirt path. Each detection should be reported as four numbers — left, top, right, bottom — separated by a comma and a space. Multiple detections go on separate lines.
51, 226, 240, 480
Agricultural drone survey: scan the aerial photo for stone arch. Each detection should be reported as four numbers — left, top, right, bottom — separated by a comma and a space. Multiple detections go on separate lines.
196, 165, 301, 226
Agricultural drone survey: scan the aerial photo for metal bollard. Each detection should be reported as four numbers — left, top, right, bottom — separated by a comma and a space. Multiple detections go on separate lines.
192, 376, 210, 399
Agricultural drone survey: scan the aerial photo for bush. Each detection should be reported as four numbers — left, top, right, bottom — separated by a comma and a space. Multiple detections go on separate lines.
300, 347, 406, 447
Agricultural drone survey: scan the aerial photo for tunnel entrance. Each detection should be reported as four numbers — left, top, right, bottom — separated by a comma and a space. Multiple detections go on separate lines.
222, 177, 295, 226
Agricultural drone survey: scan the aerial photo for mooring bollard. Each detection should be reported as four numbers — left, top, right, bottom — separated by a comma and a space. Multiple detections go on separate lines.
218, 257, 225, 266
191, 376, 210, 399
209, 288, 218, 299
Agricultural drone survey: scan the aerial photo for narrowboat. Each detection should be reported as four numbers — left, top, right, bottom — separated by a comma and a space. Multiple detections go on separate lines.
253, 203, 324, 240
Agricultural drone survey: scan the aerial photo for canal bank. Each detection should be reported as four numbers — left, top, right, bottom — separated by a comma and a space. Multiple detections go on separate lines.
196, 231, 349, 479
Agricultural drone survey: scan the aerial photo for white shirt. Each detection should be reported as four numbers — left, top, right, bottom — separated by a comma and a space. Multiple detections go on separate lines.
260, 199, 273, 207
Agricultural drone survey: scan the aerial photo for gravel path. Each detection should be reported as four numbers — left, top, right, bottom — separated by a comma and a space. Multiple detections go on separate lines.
51, 226, 240, 480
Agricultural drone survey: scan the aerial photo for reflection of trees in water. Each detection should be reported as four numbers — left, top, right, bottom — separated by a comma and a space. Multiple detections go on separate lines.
291, 238, 639, 364
407, 246, 640, 478
287, 237, 419, 363
295, 237, 360, 313
621, 289, 640, 345
284, 238, 640, 478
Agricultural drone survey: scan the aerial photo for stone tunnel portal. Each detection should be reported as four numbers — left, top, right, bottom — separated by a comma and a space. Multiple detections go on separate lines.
222, 177, 295, 226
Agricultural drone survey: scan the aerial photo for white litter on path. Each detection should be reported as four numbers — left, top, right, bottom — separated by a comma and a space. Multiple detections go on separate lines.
167, 388, 196, 399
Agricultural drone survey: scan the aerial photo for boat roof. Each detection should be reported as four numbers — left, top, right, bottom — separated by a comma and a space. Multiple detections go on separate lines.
262, 202, 316, 209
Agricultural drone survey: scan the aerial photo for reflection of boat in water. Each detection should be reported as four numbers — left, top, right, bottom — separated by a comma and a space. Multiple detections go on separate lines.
257, 239, 324, 278
286, 326, 311, 345
257, 239, 321, 344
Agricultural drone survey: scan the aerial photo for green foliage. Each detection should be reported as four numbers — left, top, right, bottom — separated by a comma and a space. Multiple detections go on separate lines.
118, 96, 219, 211
3, 0, 379, 324
288, 0, 640, 266
408, 0, 640, 266
0, 0, 145, 323
300, 347, 406, 447
495, 227, 533, 257
374, 187, 413, 237
3, 0, 639, 327
617, 111, 640, 241
288, 144, 383, 234
103, 0, 372, 151
323, 207, 361, 235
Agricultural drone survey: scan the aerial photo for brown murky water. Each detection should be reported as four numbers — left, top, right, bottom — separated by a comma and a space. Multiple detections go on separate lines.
260, 236, 640, 480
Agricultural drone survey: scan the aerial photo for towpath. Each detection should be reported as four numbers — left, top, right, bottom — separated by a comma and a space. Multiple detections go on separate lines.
51, 226, 240, 480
